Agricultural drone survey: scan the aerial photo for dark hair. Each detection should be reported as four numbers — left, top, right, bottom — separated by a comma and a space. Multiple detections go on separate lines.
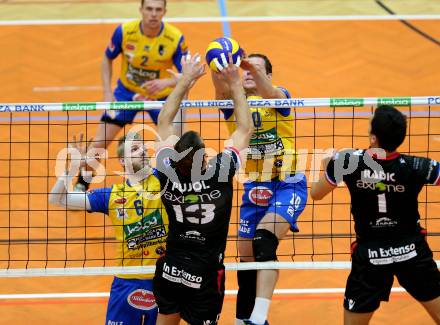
141, 0, 166, 8
248, 53, 272, 74
370, 105, 407, 152
173, 131, 205, 175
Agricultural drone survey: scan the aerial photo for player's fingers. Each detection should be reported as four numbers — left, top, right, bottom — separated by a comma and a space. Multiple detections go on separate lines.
220, 53, 228, 68
227, 52, 233, 65
235, 55, 241, 67
197, 64, 207, 78
193, 53, 201, 63
186, 51, 191, 61
213, 58, 224, 71
87, 138, 94, 151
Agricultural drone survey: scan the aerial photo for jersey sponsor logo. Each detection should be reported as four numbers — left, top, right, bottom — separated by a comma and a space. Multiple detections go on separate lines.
179, 230, 206, 242
345, 298, 356, 310
114, 197, 127, 204
171, 180, 210, 193
250, 127, 278, 145
371, 217, 397, 228
362, 169, 396, 182
248, 187, 273, 206
124, 210, 166, 249
128, 238, 167, 256
368, 243, 417, 265
239, 219, 252, 234
164, 189, 221, 204
127, 226, 167, 249
126, 64, 160, 85
116, 207, 128, 220
248, 139, 284, 156
162, 262, 203, 289
356, 180, 405, 193
125, 43, 136, 51
124, 210, 163, 238
127, 289, 157, 310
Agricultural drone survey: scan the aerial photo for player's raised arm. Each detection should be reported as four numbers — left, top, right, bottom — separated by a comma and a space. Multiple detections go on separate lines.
211, 69, 230, 100
157, 53, 206, 142
222, 56, 253, 152
49, 134, 92, 210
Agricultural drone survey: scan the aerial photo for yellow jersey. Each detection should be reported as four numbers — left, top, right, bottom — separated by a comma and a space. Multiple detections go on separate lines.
87, 171, 168, 279
105, 20, 188, 99
224, 90, 297, 181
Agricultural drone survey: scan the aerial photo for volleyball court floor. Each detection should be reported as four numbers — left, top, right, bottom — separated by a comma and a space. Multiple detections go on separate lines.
0, 1, 440, 324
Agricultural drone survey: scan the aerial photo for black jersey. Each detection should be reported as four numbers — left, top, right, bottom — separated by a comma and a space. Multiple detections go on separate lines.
155, 146, 240, 267
326, 149, 440, 240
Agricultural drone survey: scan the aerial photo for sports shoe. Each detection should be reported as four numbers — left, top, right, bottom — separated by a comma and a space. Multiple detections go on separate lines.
243, 320, 269, 325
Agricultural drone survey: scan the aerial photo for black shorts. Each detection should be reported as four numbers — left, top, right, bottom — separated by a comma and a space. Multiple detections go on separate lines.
344, 233, 440, 313
153, 256, 225, 325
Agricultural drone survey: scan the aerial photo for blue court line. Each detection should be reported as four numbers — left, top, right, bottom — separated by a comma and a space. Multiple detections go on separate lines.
0, 111, 439, 123
217, 0, 231, 37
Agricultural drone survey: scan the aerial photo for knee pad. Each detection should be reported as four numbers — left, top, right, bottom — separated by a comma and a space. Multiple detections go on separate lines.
252, 229, 279, 262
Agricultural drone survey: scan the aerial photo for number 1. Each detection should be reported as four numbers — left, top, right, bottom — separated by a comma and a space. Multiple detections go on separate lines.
377, 193, 387, 213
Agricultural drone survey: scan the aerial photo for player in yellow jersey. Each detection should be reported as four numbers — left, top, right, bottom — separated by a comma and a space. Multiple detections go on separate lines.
49, 132, 168, 325
212, 53, 308, 325
75, 0, 188, 191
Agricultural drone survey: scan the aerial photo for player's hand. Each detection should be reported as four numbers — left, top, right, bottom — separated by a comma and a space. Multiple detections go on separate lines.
166, 69, 182, 85
142, 79, 170, 96
240, 57, 258, 73
69, 133, 94, 169
219, 53, 241, 86
181, 52, 206, 85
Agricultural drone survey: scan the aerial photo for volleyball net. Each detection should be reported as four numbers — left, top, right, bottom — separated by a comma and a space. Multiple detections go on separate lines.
0, 96, 439, 277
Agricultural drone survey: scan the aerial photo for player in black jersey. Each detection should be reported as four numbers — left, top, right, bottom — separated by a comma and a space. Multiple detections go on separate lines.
152, 53, 253, 325
311, 105, 440, 324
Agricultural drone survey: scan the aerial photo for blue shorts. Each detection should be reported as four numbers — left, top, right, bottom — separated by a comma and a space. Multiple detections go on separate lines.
239, 174, 308, 238
101, 80, 164, 126
106, 276, 158, 325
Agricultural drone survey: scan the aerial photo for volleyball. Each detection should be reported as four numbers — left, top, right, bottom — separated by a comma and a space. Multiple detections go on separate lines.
205, 37, 243, 72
